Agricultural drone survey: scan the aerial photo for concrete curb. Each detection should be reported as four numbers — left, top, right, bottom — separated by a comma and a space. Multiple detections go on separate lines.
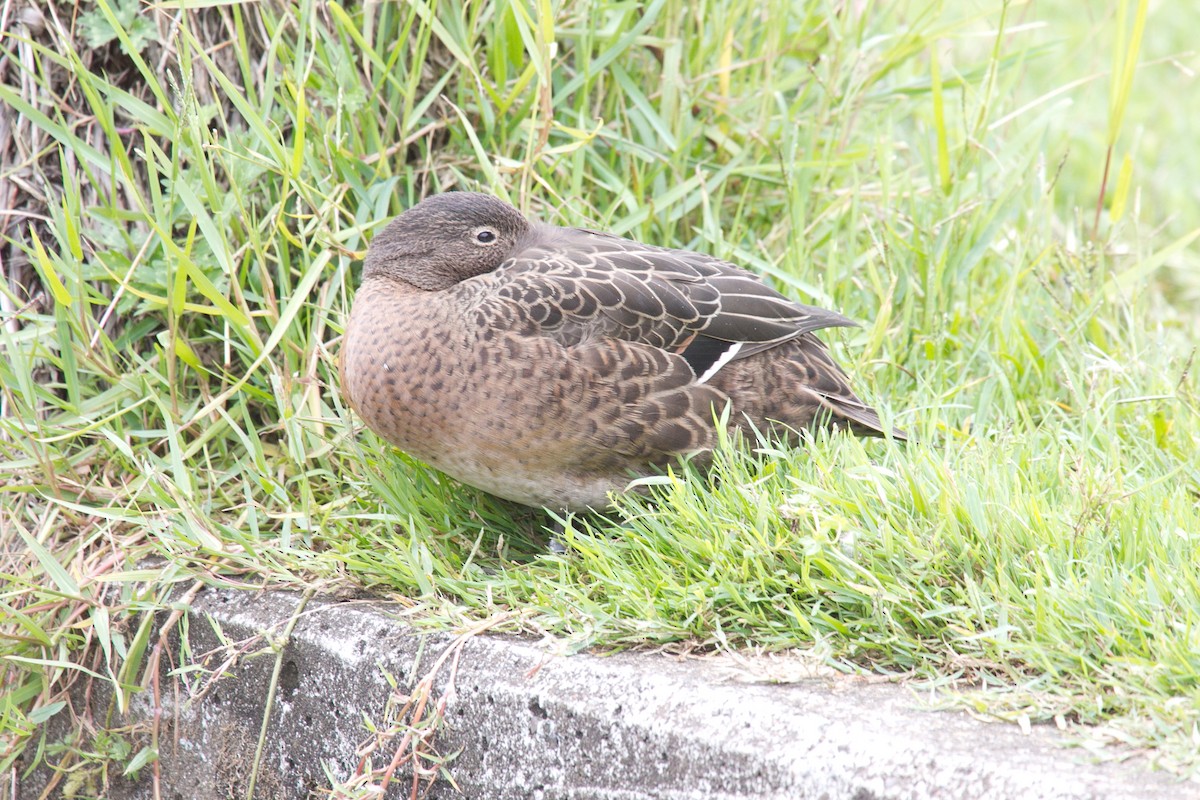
36, 588, 1197, 799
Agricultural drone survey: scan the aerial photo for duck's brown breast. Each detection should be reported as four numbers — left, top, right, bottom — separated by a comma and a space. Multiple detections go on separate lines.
341, 277, 474, 461
340, 277, 629, 507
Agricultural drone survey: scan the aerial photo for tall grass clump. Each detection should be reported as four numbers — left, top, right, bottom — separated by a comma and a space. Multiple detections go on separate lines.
1, 0, 1197, 791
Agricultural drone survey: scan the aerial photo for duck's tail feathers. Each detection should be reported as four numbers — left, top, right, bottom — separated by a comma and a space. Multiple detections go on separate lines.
815, 392, 909, 442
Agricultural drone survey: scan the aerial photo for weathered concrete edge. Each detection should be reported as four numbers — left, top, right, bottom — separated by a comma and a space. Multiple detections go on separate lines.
34, 587, 1198, 799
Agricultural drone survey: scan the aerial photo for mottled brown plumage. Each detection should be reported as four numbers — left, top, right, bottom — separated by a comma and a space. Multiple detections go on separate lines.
341, 192, 904, 511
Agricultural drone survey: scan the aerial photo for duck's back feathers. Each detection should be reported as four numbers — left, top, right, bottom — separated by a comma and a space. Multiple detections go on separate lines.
476, 225, 857, 358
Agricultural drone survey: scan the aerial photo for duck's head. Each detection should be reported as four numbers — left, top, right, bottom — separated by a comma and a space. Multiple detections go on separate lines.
363, 192, 531, 290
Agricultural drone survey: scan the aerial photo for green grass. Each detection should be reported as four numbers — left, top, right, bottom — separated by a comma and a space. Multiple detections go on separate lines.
2, 0, 1199, 792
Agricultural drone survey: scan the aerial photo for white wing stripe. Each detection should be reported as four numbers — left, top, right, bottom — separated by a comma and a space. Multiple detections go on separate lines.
696, 341, 744, 384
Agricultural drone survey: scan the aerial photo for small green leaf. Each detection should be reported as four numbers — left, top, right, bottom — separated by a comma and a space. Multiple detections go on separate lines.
79, 0, 156, 53
28, 701, 67, 725
93, 605, 113, 667
1109, 153, 1134, 223
14, 524, 80, 598
124, 746, 158, 777
930, 45, 951, 194
28, 230, 72, 307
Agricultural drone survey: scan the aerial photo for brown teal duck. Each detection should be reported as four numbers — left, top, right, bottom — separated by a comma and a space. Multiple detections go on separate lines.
340, 192, 905, 512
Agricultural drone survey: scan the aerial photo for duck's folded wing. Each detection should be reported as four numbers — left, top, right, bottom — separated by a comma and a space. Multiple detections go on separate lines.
476, 230, 857, 373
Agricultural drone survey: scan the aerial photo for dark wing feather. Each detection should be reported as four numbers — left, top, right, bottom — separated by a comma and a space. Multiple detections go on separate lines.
692, 273, 856, 347
676, 335, 735, 379
470, 225, 856, 361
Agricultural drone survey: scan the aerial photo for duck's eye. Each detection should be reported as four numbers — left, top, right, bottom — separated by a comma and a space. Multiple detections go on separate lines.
474, 228, 498, 245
